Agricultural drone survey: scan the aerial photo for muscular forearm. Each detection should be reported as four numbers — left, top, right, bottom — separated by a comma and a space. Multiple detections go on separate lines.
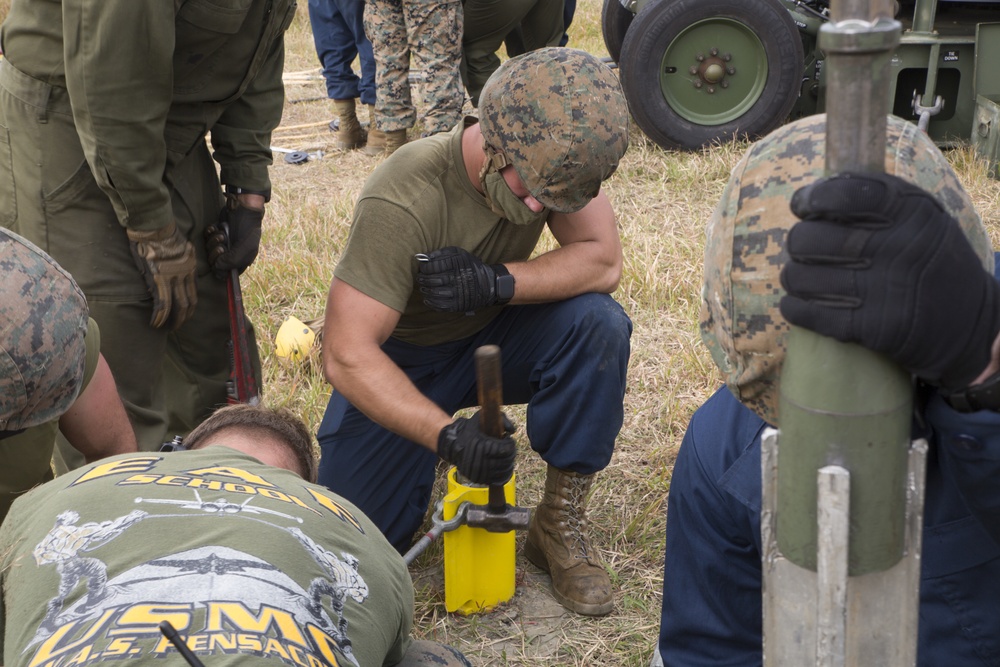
506, 239, 622, 304
325, 350, 452, 451
511, 190, 623, 303
59, 355, 137, 462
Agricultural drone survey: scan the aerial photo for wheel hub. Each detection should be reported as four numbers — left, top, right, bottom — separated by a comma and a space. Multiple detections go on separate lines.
692, 50, 734, 92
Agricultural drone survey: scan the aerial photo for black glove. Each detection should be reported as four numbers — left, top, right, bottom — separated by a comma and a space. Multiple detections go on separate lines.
416, 246, 510, 312
437, 410, 517, 485
206, 194, 264, 278
779, 172, 1000, 389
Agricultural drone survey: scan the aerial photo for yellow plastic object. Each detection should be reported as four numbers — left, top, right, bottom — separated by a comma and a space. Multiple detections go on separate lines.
443, 466, 517, 614
275, 316, 316, 360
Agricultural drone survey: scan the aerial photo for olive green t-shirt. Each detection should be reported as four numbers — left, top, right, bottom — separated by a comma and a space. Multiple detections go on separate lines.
0, 448, 413, 667
334, 118, 547, 345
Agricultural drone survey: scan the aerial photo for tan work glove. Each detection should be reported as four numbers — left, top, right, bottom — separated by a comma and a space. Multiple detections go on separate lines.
127, 222, 198, 330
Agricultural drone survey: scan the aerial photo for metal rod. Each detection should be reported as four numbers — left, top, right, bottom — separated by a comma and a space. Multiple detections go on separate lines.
777, 0, 908, 576
159, 622, 205, 667
474, 345, 508, 512
817, 465, 850, 667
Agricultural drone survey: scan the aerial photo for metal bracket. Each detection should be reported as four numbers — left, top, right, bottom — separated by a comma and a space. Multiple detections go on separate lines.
402, 501, 470, 565
762, 430, 928, 665
912, 90, 944, 132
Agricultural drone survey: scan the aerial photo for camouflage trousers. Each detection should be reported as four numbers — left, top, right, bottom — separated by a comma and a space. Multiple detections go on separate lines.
364, 0, 464, 135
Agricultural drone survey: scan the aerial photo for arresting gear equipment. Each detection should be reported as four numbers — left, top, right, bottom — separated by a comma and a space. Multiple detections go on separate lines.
402, 345, 531, 614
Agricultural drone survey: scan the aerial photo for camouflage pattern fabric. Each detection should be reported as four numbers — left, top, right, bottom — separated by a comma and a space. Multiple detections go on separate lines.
478, 47, 629, 213
700, 113, 993, 425
364, 0, 464, 135
0, 229, 88, 432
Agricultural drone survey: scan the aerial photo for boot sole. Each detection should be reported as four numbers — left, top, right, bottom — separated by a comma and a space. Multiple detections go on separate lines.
524, 536, 614, 617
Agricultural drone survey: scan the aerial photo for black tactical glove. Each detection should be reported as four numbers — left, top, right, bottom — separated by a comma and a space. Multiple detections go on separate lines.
779, 172, 1000, 389
127, 222, 198, 330
437, 410, 517, 485
206, 194, 264, 278
416, 246, 511, 312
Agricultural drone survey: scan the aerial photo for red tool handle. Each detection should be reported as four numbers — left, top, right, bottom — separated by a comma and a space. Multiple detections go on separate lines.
222, 222, 260, 406
474, 345, 507, 512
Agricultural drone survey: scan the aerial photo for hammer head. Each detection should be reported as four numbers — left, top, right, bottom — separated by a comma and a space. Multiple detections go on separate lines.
464, 503, 531, 533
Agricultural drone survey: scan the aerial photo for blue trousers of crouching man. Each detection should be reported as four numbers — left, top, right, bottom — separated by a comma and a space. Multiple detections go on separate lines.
317, 293, 632, 552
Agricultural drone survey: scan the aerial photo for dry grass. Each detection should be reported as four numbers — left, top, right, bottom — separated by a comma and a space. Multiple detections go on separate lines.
252, 1, 1000, 664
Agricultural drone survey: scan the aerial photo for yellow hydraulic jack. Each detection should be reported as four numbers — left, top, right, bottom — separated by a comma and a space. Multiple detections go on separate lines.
442, 468, 519, 613
401, 345, 531, 614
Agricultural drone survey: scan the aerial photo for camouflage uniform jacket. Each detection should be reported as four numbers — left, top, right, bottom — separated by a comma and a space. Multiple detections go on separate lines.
0, 0, 295, 232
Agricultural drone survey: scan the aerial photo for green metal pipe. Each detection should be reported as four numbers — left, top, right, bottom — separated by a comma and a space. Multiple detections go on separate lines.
921, 42, 941, 109
776, 0, 910, 575
911, 0, 939, 35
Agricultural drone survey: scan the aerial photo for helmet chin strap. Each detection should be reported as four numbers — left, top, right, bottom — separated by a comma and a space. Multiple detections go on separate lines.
479, 140, 510, 180
479, 140, 512, 214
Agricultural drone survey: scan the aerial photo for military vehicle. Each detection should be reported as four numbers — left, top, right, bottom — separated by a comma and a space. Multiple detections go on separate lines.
605, 0, 1000, 174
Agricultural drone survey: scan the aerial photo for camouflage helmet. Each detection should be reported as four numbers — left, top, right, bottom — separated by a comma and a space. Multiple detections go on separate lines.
0, 229, 88, 432
700, 114, 993, 426
478, 47, 630, 213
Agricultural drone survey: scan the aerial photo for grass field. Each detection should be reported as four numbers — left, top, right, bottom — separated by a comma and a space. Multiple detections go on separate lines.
251, 1, 1000, 664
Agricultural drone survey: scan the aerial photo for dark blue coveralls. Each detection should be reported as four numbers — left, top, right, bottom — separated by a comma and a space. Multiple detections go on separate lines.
318, 293, 632, 552
659, 384, 1000, 666
308, 0, 376, 104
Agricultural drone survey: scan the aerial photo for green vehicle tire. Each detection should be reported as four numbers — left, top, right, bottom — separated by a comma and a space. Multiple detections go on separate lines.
602, 0, 634, 64
619, 0, 804, 150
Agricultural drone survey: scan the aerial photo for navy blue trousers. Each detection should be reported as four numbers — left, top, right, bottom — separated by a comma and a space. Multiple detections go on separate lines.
317, 294, 632, 552
560, 0, 576, 46
308, 0, 376, 104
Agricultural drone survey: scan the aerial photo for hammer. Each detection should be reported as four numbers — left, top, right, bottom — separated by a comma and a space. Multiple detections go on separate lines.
463, 345, 531, 533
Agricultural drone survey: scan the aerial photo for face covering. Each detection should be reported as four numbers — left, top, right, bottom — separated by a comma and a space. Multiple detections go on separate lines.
479, 143, 548, 226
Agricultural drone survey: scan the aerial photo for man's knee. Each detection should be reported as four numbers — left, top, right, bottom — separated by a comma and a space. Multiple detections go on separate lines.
568, 293, 633, 350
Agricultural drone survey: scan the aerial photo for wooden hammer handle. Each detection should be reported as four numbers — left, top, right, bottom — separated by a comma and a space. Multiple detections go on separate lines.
475, 345, 504, 437
474, 345, 507, 512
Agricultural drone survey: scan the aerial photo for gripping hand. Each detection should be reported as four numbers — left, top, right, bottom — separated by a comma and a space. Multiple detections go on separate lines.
437, 410, 517, 484
416, 246, 510, 312
779, 172, 1000, 388
127, 222, 198, 330
206, 194, 264, 278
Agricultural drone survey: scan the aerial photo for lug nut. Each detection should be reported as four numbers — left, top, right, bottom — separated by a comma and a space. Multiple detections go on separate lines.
710, 47, 719, 56
689, 65, 699, 75
707, 86, 715, 94
723, 53, 732, 62
721, 81, 729, 89
727, 66, 736, 75
696, 54, 705, 62
694, 80, 703, 89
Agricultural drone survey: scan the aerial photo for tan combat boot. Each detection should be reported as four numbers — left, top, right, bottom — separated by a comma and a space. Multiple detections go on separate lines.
333, 98, 365, 150
524, 464, 613, 616
362, 104, 407, 156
